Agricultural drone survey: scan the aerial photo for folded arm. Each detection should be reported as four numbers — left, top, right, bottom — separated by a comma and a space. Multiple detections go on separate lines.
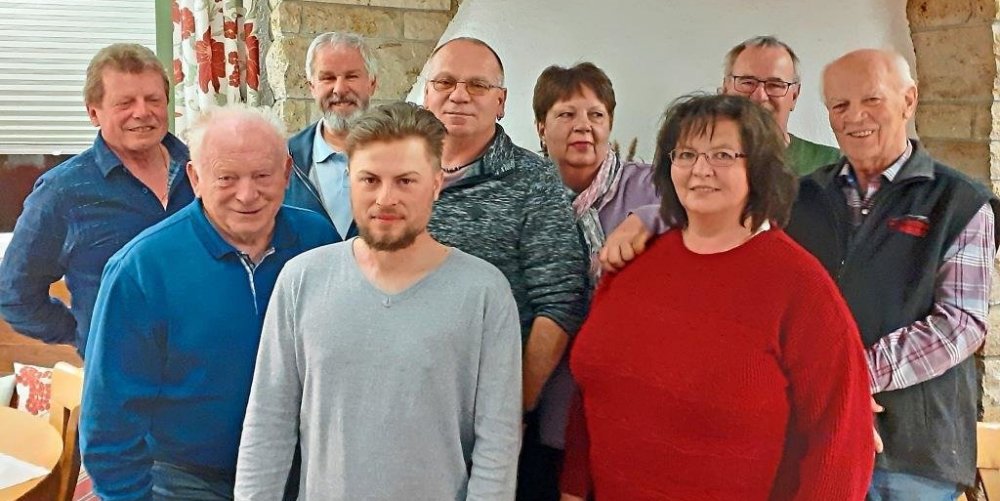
0, 178, 75, 344
867, 204, 994, 393
520, 178, 588, 410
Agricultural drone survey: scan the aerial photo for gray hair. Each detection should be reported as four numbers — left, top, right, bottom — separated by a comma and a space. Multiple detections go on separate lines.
723, 35, 801, 81
186, 104, 287, 169
305, 32, 377, 81
345, 102, 447, 170
428, 37, 505, 87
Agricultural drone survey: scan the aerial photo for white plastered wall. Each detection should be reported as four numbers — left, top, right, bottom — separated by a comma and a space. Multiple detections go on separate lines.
407, 0, 915, 162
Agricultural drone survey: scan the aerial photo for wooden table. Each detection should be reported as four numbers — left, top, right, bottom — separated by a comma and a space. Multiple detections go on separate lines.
0, 407, 61, 500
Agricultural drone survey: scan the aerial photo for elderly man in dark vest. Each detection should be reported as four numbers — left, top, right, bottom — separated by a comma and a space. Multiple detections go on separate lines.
786, 48, 999, 500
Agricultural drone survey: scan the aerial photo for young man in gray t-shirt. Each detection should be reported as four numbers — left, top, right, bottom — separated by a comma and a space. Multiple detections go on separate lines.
235, 102, 522, 501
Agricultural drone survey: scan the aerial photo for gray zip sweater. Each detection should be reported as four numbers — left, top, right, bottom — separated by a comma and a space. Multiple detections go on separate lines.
427, 125, 588, 342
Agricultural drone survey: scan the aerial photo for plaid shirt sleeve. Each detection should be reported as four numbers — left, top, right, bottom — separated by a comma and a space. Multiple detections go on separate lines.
866, 202, 995, 394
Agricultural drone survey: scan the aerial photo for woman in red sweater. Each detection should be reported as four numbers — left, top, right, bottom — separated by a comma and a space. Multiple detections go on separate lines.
559, 94, 874, 501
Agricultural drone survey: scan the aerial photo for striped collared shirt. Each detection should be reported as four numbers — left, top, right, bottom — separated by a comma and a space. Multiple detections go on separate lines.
839, 143, 994, 393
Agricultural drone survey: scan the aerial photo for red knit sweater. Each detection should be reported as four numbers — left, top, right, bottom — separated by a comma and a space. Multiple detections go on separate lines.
562, 229, 874, 500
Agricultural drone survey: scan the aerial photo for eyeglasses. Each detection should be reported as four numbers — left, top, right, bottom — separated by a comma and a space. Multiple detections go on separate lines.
669, 149, 747, 168
729, 75, 799, 97
427, 78, 503, 96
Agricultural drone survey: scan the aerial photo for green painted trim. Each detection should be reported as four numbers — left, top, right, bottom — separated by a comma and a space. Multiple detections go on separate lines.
154, 0, 175, 132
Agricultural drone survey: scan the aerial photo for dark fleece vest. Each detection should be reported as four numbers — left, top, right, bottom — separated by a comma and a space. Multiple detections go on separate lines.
786, 141, 999, 487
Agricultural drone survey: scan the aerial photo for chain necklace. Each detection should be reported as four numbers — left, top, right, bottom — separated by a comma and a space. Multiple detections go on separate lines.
157, 145, 170, 206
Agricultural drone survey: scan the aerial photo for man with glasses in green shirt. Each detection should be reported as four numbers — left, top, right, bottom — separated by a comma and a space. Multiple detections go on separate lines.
613, 36, 841, 251
722, 35, 840, 175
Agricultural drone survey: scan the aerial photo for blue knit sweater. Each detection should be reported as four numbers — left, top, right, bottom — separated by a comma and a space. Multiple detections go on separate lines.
80, 201, 337, 501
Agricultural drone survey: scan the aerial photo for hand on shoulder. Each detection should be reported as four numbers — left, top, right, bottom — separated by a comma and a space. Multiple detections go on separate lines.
599, 213, 652, 272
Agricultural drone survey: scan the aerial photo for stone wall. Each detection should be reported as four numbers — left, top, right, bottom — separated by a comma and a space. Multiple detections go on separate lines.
908, 0, 1000, 421
266, 0, 459, 134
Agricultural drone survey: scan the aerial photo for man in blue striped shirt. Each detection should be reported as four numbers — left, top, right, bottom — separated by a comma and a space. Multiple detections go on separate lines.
0, 44, 195, 355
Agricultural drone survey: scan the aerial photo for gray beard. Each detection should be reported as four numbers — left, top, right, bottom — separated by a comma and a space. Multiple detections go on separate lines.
322, 107, 365, 133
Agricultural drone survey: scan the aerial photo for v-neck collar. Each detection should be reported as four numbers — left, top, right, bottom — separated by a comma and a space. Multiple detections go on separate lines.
345, 238, 456, 302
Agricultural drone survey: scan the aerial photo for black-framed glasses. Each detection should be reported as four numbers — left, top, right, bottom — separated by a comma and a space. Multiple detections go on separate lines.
729, 75, 799, 97
669, 149, 747, 168
428, 78, 503, 96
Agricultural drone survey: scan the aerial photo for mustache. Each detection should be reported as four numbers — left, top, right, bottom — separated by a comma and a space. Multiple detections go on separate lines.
323, 92, 360, 107
370, 209, 403, 218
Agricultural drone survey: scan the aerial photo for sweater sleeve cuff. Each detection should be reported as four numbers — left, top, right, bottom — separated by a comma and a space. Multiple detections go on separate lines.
632, 204, 669, 235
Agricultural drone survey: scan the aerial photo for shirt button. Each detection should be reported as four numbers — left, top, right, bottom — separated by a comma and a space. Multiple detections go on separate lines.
143, 188, 149, 194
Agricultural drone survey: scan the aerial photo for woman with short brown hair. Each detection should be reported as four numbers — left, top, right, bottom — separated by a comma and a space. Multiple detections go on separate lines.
523, 63, 660, 501
533, 62, 660, 284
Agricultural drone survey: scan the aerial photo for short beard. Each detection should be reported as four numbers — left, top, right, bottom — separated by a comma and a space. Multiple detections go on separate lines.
321, 97, 369, 133
358, 225, 422, 252
322, 109, 360, 132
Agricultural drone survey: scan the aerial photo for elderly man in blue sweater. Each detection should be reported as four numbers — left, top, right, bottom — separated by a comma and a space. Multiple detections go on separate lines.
80, 105, 338, 501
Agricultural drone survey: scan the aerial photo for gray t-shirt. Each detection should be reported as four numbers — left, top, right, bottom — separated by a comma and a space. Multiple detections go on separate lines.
234, 240, 522, 501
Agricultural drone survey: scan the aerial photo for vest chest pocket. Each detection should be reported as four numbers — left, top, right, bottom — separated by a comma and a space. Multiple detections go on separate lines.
887, 214, 930, 238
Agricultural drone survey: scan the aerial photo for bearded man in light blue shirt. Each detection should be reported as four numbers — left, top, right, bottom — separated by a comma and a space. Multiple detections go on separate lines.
285, 31, 377, 240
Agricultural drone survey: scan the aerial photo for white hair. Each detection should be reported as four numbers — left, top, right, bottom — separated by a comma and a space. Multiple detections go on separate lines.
186, 103, 287, 169
889, 51, 917, 88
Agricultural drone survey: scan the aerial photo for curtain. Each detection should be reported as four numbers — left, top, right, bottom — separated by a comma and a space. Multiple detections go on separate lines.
171, 0, 270, 138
